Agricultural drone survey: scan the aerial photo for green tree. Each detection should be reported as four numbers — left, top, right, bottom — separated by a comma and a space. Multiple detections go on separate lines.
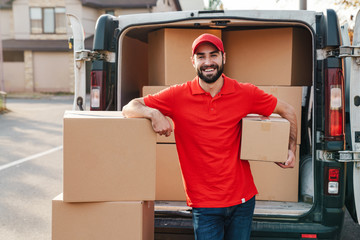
206, 0, 223, 10
336, 0, 360, 8
335, 0, 359, 43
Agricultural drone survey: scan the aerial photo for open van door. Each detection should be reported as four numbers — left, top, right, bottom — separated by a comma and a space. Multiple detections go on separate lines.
341, 10, 360, 224
67, 14, 87, 111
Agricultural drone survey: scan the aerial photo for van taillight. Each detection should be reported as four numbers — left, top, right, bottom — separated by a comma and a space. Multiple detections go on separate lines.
324, 68, 345, 141
301, 233, 317, 238
90, 70, 106, 110
325, 167, 340, 195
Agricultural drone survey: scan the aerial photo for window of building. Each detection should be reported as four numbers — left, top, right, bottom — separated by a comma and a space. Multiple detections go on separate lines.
30, 8, 42, 34
105, 10, 115, 16
30, 7, 66, 34
3, 51, 24, 62
55, 8, 66, 33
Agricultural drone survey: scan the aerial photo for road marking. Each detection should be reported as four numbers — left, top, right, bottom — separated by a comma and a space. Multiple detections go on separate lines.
0, 146, 63, 171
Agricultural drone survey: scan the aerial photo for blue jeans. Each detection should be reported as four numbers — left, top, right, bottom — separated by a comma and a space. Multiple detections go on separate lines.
192, 197, 255, 240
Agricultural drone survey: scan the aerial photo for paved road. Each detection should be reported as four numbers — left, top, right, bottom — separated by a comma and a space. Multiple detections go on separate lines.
0, 95, 72, 240
0, 95, 359, 239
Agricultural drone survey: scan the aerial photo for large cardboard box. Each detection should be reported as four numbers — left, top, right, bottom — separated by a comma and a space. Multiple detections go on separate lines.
63, 111, 156, 202
121, 35, 149, 106
223, 27, 312, 86
258, 86, 302, 144
148, 28, 222, 86
156, 144, 186, 201
142, 86, 169, 97
52, 194, 154, 240
250, 145, 300, 202
240, 115, 290, 162
142, 86, 175, 143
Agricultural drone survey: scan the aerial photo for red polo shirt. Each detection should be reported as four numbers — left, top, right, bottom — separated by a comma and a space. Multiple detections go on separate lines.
144, 74, 277, 208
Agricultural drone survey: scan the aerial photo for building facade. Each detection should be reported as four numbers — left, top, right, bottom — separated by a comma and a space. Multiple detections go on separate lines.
0, 0, 203, 93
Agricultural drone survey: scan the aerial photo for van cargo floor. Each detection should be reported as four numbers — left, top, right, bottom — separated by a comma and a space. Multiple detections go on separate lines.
155, 200, 312, 217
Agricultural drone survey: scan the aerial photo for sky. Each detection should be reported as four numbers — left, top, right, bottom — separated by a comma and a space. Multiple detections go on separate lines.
202, 0, 359, 27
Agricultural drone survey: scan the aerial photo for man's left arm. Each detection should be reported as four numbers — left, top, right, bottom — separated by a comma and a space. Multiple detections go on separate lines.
273, 99, 297, 168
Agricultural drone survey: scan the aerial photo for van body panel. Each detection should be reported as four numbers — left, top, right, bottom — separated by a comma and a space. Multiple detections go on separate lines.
345, 10, 360, 224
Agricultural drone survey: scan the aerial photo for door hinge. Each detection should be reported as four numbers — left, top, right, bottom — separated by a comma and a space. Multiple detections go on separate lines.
336, 151, 360, 163
317, 46, 360, 63
75, 50, 115, 62
317, 150, 336, 161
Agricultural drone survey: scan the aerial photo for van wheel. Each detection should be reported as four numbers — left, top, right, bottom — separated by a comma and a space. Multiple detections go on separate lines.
300, 155, 314, 203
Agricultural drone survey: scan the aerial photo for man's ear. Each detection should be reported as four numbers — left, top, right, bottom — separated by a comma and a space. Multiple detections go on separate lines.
223, 52, 226, 64
191, 56, 195, 67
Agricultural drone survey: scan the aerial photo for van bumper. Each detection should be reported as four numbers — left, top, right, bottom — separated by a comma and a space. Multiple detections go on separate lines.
155, 217, 342, 239
251, 220, 341, 239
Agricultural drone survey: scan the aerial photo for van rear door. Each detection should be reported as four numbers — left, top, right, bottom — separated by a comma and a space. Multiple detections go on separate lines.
342, 10, 360, 224
67, 14, 87, 111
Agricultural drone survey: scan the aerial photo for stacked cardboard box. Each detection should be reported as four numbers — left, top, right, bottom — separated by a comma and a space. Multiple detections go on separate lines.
52, 111, 156, 240
142, 86, 186, 201
240, 115, 290, 162
240, 114, 300, 202
52, 194, 154, 240
223, 27, 312, 86
258, 86, 303, 144
156, 144, 186, 201
249, 146, 300, 202
148, 28, 222, 86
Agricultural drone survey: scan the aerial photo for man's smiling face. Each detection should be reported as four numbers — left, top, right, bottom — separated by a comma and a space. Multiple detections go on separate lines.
192, 42, 225, 84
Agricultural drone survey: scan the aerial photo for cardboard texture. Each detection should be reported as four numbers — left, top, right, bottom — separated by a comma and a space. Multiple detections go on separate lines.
142, 86, 169, 97
250, 145, 300, 202
223, 27, 312, 86
121, 36, 149, 106
258, 86, 302, 144
142, 86, 175, 143
52, 194, 154, 240
148, 28, 222, 86
63, 111, 156, 202
156, 144, 186, 201
240, 115, 290, 162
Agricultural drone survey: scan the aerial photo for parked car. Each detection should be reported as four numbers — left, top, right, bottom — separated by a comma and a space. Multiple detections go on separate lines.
68, 9, 360, 239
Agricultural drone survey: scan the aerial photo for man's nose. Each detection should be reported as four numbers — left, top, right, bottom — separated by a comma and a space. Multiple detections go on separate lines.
204, 56, 212, 65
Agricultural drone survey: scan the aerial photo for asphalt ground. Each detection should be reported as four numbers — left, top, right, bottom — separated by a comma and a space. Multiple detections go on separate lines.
0, 95, 72, 239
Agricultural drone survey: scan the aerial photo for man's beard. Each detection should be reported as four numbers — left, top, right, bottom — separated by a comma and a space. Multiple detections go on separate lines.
197, 62, 224, 84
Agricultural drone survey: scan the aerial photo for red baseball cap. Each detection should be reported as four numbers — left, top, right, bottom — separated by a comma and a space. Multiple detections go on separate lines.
192, 33, 224, 55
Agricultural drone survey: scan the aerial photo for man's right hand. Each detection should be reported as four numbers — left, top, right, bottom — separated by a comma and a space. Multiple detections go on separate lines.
122, 97, 173, 137
150, 109, 173, 137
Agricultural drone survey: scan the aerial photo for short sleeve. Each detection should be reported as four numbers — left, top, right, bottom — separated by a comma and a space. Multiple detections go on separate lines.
249, 85, 277, 116
143, 86, 174, 118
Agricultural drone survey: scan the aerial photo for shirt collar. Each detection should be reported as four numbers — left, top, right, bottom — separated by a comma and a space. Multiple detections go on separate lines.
190, 74, 236, 95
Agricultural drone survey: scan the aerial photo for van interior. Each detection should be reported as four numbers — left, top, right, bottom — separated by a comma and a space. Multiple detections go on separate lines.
118, 18, 314, 219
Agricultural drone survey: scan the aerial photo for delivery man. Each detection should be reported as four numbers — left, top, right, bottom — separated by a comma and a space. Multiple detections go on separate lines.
122, 33, 297, 240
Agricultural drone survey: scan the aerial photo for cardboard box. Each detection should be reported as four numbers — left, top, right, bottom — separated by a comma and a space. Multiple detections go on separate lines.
156, 144, 186, 201
52, 194, 154, 240
121, 35, 149, 106
142, 86, 175, 143
223, 27, 312, 86
148, 28, 222, 86
63, 111, 156, 202
258, 86, 302, 144
250, 145, 300, 202
142, 86, 169, 97
240, 115, 290, 162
